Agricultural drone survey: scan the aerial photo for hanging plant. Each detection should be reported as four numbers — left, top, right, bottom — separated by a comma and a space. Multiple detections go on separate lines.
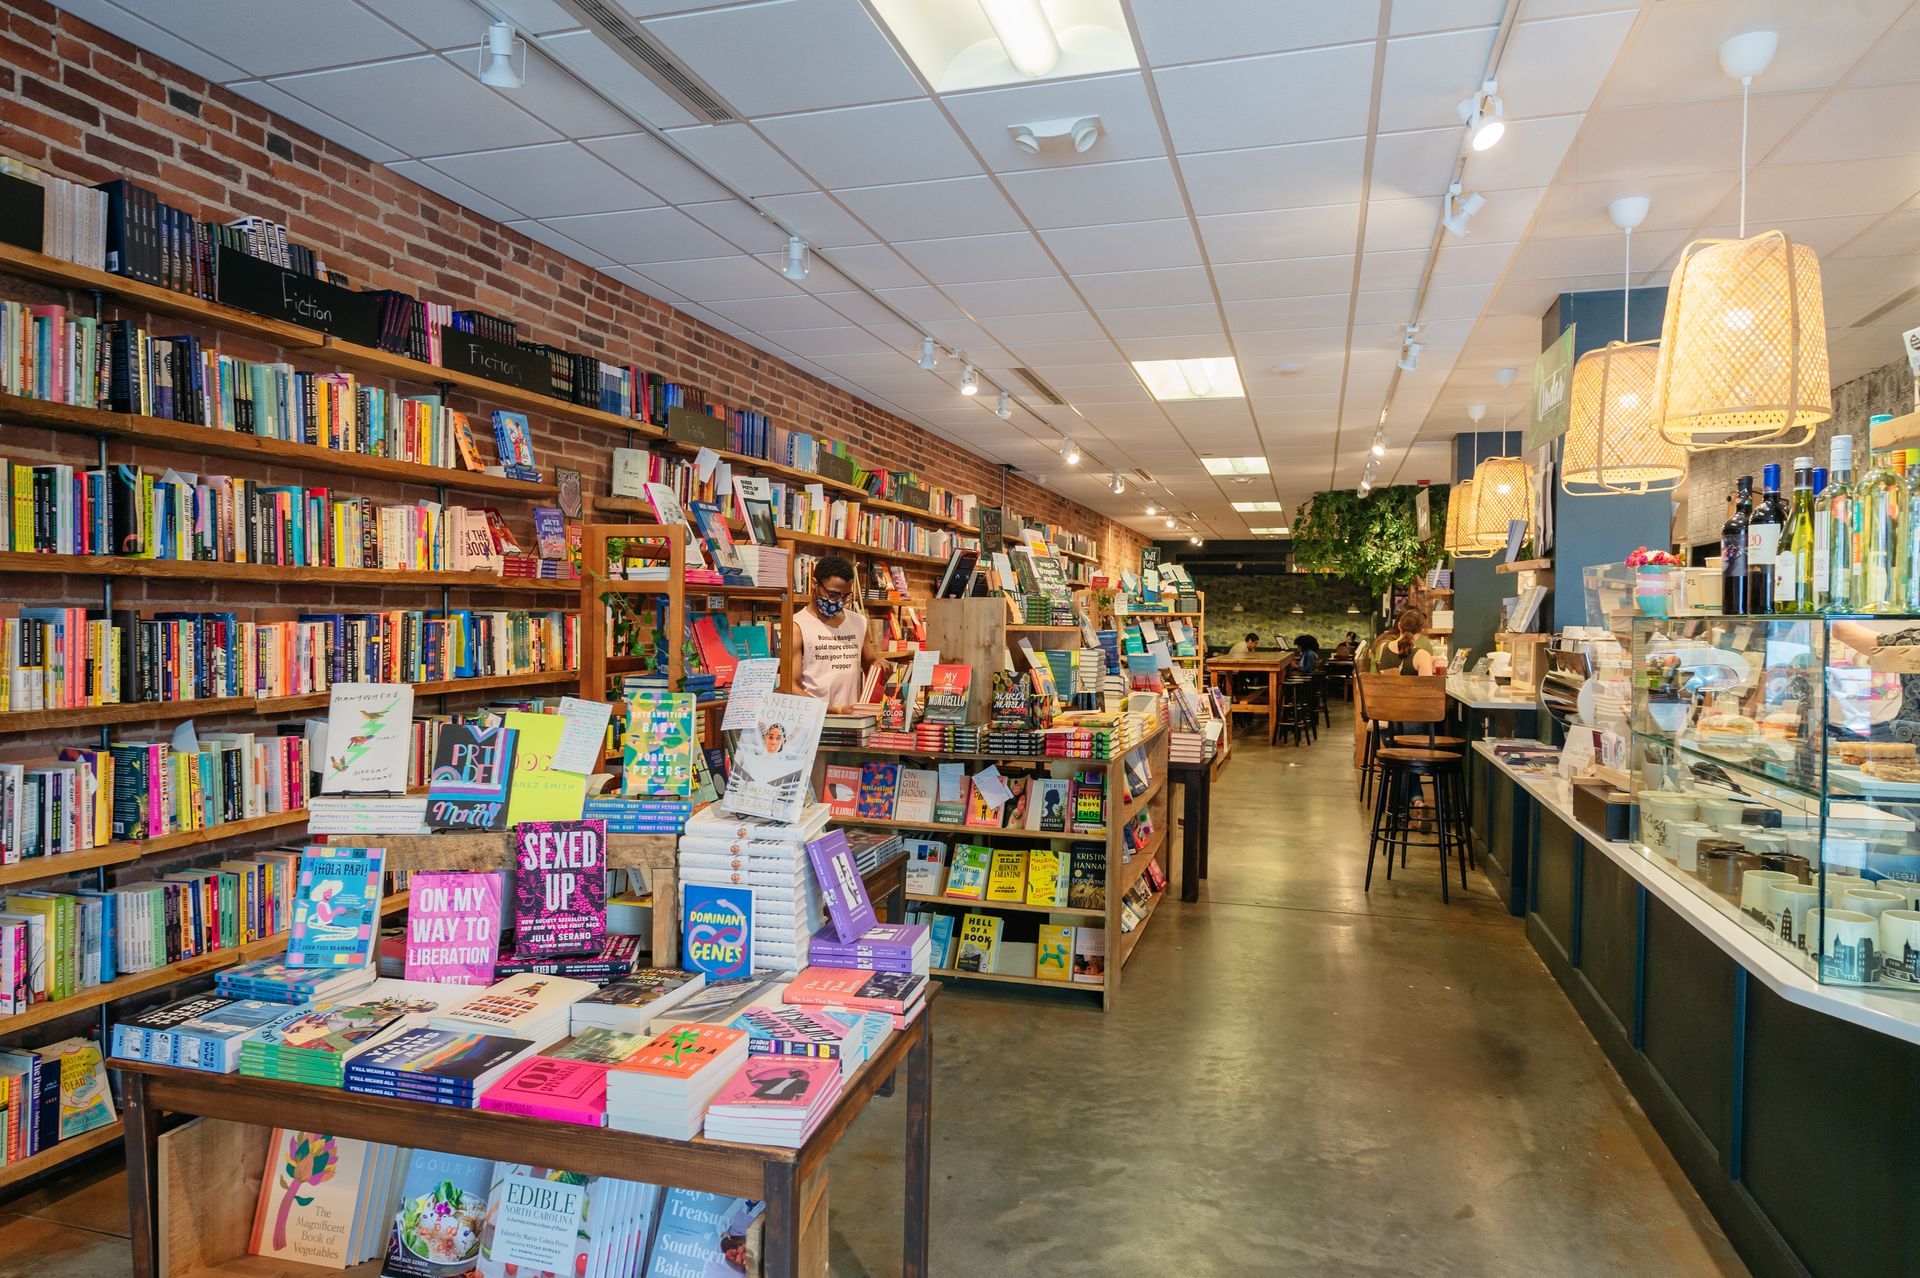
1290, 486, 1450, 595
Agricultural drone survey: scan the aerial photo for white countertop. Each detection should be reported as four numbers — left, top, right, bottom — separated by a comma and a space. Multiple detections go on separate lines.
1447, 675, 1536, 710
1475, 740, 1920, 1048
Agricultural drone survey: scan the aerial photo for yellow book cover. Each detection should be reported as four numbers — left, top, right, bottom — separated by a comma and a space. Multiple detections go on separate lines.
985, 848, 1027, 902
503, 710, 588, 826
955, 913, 1001, 973
1025, 849, 1066, 907
1036, 924, 1074, 981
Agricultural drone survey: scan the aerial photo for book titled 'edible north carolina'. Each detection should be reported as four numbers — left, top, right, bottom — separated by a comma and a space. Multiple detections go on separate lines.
681, 883, 753, 981
512, 820, 606, 958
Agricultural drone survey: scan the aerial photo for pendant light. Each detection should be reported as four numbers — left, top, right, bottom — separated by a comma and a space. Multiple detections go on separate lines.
1467, 377, 1533, 547
1655, 32, 1831, 452
1446, 430, 1500, 559
1562, 197, 1688, 495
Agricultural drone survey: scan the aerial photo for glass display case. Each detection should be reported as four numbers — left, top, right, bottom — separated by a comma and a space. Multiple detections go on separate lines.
1628, 614, 1920, 990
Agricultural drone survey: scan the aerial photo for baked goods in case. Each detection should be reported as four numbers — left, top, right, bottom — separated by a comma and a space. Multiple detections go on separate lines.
1839, 741, 1917, 766
1862, 758, 1920, 783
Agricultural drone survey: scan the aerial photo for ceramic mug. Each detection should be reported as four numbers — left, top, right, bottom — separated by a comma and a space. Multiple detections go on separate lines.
1697, 842, 1745, 897
1806, 908, 1881, 982
1696, 794, 1748, 826
1840, 888, 1904, 926
1823, 874, 1875, 907
1745, 830, 1788, 858
1637, 792, 1696, 854
1665, 822, 1715, 871
1878, 910, 1920, 986
1782, 829, 1823, 864
1873, 880, 1920, 910
1759, 852, 1812, 884
1768, 881, 1821, 948
1739, 869, 1795, 924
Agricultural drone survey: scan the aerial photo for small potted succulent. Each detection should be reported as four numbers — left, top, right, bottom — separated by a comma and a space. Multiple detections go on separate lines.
1627, 546, 1682, 618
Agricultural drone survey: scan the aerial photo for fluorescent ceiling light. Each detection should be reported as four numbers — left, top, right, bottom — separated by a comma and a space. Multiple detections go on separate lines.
1201, 456, 1270, 476
1131, 357, 1245, 402
1247, 526, 1291, 535
979, 0, 1060, 77
1232, 501, 1286, 512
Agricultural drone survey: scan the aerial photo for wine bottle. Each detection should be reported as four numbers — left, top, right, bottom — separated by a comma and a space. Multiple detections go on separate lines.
1774, 457, 1815, 614
1825, 434, 1859, 613
1748, 462, 1784, 612
1722, 476, 1752, 615
1859, 414, 1907, 612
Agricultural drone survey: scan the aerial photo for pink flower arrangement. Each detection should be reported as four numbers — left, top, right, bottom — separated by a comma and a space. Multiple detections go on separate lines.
1626, 546, 1681, 568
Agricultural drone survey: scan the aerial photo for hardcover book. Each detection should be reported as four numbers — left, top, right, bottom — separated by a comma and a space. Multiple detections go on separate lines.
1068, 846, 1107, 910
621, 691, 696, 799
47, 1037, 114, 1137
491, 410, 536, 472
732, 475, 778, 546
680, 882, 753, 982
531, 507, 566, 559
404, 872, 504, 986
549, 1027, 647, 1066
502, 711, 588, 827
1025, 849, 1067, 908
249, 1128, 376, 1267
932, 762, 966, 824
961, 779, 1002, 829
1072, 927, 1106, 984
720, 692, 825, 825
856, 762, 898, 819
805, 830, 878, 944
920, 664, 972, 725
1070, 780, 1107, 834
1036, 924, 1074, 982
321, 683, 414, 794
381, 1148, 494, 1278
902, 838, 946, 896
431, 973, 599, 1036
893, 768, 937, 823
943, 845, 991, 900
287, 845, 386, 969
955, 914, 1001, 973
821, 765, 861, 819
513, 820, 607, 958
425, 724, 517, 831
984, 849, 1027, 903
781, 967, 927, 1015
346, 1027, 535, 1098
643, 482, 707, 570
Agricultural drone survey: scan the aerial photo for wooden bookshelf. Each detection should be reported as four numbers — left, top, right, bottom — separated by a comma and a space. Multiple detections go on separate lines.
0, 393, 561, 500
905, 891, 1102, 919
834, 816, 1099, 844
1115, 824, 1169, 902
777, 528, 948, 566
927, 966, 1094, 991
1116, 887, 1164, 968
0, 807, 312, 891
0, 1116, 124, 1192
819, 743, 1122, 768
0, 551, 576, 592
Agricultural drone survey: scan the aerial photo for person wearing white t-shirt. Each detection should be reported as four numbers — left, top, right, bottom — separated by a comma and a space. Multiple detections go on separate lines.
794, 555, 876, 711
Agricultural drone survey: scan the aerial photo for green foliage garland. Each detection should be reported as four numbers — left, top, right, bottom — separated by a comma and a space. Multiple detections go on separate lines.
1290, 485, 1450, 594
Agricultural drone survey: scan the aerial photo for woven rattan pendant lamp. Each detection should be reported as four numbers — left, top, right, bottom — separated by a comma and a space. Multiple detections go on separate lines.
1446, 430, 1501, 558
1562, 198, 1688, 495
1654, 32, 1831, 452
1469, 456, 1534, 544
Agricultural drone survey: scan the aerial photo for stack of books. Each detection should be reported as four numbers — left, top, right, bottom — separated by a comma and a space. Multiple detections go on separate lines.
842, 829, 904, 875
238, 998, 417, 1088
567, 968, 707, 1034
604, 1024, 749, 1139
168, 999, 298, 1074
820, 713, 874, 747
342, 1027, 535, 1108
913, 723, 981, 753
476, 1054, 611, 1126
982, 730, 1046, 756
806, 923, 931, 977
305, 795, 430, 836
703, 1055, 842, 1147
583, 795, 695, 835
640, 973, 782, 1035
428, 972, 598, 1050
215, 957, 376, 1005
783, 968, 930, 1030
494, 934, 643, 984
729, 1004, 853, 1068
679, 805, 830, 972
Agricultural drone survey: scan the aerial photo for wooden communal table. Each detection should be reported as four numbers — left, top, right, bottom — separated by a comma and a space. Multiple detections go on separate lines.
1206, 655, 1296, 742
115, 986, 937, 1278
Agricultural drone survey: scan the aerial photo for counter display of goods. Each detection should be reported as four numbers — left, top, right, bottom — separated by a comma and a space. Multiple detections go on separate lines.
1628, 614, 1920, 990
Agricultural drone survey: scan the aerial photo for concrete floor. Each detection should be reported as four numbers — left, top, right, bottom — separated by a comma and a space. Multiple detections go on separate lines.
0, 717, 1748, 1277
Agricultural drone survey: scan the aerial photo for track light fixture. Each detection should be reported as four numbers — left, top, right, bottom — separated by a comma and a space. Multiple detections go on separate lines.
1061, 437, 1081, 465
1108, 471, 1125, 495
1190, 535, 1202, 546
1371, 431, 1387, 458
918, 336, 939, 370
1441, 182, 1485, 237
781, 234, 809, 282
478, 22, 525, 88
991, 390, 1008, 420
960, 363, 979, 396
1145, 504, 1157, 516
1164, 517, 1177, 529
1457, 79, 1504, 151
1397, 326, 1423, 373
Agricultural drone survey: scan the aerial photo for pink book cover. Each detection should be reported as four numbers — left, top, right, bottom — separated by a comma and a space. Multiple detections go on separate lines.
512, 820, 607, 958
404, 871, 505, 986
477, 1056, 608, 1126
708, 1055, 840, 1115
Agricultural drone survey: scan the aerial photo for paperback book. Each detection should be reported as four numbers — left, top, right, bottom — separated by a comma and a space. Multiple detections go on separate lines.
804, 830, 878, 944
425, 724, 517, 831
404, 872, 505, 986
380, 1148, 494, 1278
512, 820, 607, 958
287, 844, 387, 969
621, 691, 696, 799
321, 683, 415, 794
681, 883, 753, 982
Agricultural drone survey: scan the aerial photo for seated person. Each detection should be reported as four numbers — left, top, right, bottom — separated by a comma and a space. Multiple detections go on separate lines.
1367, 609, 1436, 676
1293, 634, 1321, 673
1332, 631, 1360, 661
1227, 631, 1260, 658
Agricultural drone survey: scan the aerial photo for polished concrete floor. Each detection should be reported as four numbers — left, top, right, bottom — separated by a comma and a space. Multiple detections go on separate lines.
0, 716, 1747, 1277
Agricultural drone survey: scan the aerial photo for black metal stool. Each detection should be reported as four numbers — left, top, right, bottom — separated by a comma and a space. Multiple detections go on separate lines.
1366, 746, 1470, 902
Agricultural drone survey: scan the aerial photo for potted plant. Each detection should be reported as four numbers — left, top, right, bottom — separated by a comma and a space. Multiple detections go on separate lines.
1627, 546, 1682, 618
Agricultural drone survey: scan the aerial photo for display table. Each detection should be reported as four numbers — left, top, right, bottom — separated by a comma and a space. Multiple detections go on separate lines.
1445, 674, 1538, 739
116, 988, 936, 1278
1169, 759, 1211, 903
1475, 743, 1920, 1278
1207, 655, 1295, 741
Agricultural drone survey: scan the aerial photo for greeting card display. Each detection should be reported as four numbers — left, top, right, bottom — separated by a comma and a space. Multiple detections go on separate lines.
512, 820, 607, 958
286, 845, 386, 969
404, 872, 506, 986
321, 683, 414, 794
426, 723, 517, 831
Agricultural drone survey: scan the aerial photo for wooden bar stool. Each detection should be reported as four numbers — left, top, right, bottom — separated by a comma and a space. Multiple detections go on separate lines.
1359, 674, 1469, 901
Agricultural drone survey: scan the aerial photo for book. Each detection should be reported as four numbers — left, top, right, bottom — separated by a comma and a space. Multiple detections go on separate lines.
1036, 924, 1074, 981
927, 913, 955, 968
921, 664, 971, 724
46, 1036, 114, 1137
344, 1027, 536, 1106
903, 838, 946, 896
782, 967, 927, 1016
381, 1148, 494, 1278
512, 820, 607, 958
1070, 779, 1106, 834
404, 872, 504, 986
720, 691, 825, 825
250, 1129, 380, 1267
733, 475, 778, 546
893, 767, 937, 823
1073, 927, 1106, 984
549, 1027, 648, 1066
570, 969, 707, 1034
643, 1190, 764, 1278
1025, 849, 1067, 908
961, 778, 1002, 828
287, 844, 386, 969
943, 844, 991, 900
476, 1164, 589, 1278
807, 922, 930, 975
1068, 845, 1106, 910
728, 1005, 851, 1059
805, 829, 878, 944
321, 683, 414, 794
172, 998, 294, 1073
477, 1055, 608, 1126
932, 762, 966, 824
429, 972, 599, 1043
955, 914, 1001, 972
984, 849, 1027, 903
820, 764, 861, 819
703, 1055, 841, 1147
502, 711, 588, 826
619, 690, 697, 800
856, 762, 899, 819
425, 723, 517, 831
680, 882, 753, 982
641, 973, 779, 1034
491, 410, 536, 472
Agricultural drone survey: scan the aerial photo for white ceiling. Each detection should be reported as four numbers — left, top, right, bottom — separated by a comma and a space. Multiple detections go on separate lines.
60, 0, 1920, 541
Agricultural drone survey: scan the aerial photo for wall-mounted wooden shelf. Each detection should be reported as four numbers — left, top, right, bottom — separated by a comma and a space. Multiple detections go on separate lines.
1495, 558, 1553, 575
0, 551, 576, 592
0, 1116, 124, 1193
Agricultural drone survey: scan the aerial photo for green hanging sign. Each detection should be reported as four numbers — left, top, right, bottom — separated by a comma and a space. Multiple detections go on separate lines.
1524, 324, 1577, 453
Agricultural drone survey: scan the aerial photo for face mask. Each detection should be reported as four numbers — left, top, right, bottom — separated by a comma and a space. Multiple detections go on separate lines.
814, 596, 845, 619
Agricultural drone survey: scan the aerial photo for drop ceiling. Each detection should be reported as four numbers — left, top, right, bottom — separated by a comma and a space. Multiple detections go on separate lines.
59, 0, 1920, 541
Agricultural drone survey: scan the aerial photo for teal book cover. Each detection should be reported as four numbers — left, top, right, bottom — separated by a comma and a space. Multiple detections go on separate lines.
286, 845, 385, 969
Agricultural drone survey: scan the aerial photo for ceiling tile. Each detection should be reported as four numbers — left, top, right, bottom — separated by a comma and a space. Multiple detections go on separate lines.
1095, 303, 1224, 340
1387, 0, 1502, 36
816, 242, 927, 289
1595, 0, 1908, 108
1014, 339, 1132, 365
834, 177, 1025, 241
1199, 204, 1362, 264
503, 216, 619, 268
269, 55, 558, 155
388, 158, 528, 221
1353, 288, 1421, 327
535, 28, 702, 129
999, 158, 1188, 228
642, 0, 919, 117
1493, 11, 1637, 119
984, 311, 1108, 345
944, 275, 1084, 317
1773, 83, 1920, 167
873, 285, 965, 322
1225, 293, 1352, 330
1355, 247, 1427, 291
1569, 94, 1816, 184
1377, 28, 1498, 133
438, 44, 632, 138
1462, 115, 1583, 192
1176, 138, 1369, 217
894, 232, 1056, 285
53, 0, 248, 82
1529, 171, 1736, 239
426, 143, 661, 219
1154, 44, 1377, 153
943, 72, 1168, 172
1428, 240, 1521, 287
1132, 0, 1382, 65
1039, 219, 1202, 274
1215, 254, 1358, 301
602, 264, 686, 304
1736, 156, 1920, 225
623, 256, 794, 302
652, 124, 812, 196
1074, 266, 1218, 309
491, 1, 593, 35
162, 0, 423, 75
1370, 129, 1461, 202
757, 100, 979, 188
705, 293, 848, 330
751, 192, 877, 249
226, 79, 407, 163
544, 205, 732, 262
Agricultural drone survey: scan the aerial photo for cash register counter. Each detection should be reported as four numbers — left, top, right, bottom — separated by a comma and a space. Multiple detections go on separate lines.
1473, 741, 1920, 1278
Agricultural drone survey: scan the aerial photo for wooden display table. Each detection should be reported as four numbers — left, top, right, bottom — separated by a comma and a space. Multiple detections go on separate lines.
116, 988, 936, 1278
1206, 654, 1296, 741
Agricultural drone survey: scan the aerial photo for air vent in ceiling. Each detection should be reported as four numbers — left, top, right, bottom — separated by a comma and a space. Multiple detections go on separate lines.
1010, 367, 1066, 406
1131, 468, 1154, 485
551, 0, 738, 124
